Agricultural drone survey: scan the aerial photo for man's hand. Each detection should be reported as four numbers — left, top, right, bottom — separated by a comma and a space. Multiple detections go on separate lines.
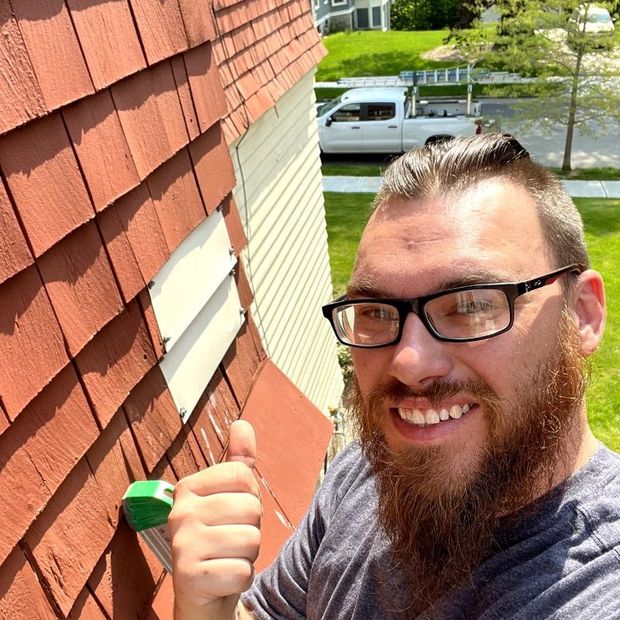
169, 420, 261, 620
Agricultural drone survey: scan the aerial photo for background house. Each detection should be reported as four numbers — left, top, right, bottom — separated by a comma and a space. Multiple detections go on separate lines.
0, 0, 343, 617
313, 0, 392, 34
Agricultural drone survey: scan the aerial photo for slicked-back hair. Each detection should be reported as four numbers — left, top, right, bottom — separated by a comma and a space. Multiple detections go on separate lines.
374, 134, 590, 271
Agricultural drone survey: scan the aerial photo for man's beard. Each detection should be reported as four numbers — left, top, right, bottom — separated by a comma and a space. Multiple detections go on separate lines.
349, 310, 589, 617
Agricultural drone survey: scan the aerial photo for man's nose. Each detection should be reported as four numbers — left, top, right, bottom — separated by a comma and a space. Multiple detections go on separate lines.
387, 312, 454, 388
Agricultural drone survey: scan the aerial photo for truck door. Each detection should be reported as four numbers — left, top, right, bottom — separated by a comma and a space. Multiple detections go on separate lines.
362, 102, 401, 153
321, 103, 363, 152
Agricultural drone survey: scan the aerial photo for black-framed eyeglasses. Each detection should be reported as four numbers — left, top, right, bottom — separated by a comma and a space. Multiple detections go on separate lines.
322, 264, 584, 349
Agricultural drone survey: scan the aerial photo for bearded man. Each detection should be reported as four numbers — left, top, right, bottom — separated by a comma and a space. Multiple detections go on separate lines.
169, 135, 618, 620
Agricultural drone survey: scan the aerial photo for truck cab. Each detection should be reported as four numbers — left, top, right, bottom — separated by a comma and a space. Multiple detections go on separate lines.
316, 87, 489, 154
316, 87, 406, 153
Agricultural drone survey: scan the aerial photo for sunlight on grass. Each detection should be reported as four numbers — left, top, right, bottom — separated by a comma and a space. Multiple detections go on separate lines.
316, 30, 453, 82
324, 193, 620, 450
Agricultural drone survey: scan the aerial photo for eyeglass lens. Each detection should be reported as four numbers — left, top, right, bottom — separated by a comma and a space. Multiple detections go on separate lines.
334, 289, 512, 345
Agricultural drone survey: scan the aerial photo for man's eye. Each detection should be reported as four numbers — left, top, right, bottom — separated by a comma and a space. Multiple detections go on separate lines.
357, 306, 394, 320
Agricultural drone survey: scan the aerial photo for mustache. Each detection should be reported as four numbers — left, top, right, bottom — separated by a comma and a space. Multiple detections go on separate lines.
366, 376, 500, 410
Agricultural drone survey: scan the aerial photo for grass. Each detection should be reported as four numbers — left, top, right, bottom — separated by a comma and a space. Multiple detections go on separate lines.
324, 192, 620, 450
324, 192, 375, 294
316, 30, 453, 82
575, 198, 620, 450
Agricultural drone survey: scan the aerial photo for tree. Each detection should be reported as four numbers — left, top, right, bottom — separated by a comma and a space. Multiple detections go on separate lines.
454, 0, 620, 170
391, 0, 470, 30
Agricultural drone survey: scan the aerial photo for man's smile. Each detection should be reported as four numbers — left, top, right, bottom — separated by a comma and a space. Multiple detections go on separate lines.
397, 403, 473, 426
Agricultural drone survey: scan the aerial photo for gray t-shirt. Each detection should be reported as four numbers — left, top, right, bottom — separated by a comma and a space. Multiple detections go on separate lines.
243, 441, 620, 619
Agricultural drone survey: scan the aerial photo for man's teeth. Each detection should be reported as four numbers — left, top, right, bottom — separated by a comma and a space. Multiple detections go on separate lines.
398, 404, 471, 426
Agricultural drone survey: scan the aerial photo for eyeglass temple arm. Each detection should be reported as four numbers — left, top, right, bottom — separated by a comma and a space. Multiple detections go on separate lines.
519, 264, 583, 295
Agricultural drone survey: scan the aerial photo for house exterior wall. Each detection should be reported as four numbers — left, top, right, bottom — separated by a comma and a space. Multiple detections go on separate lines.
311, 0, 390, 32
0, 1, 338, 617
231, 72, 344, 414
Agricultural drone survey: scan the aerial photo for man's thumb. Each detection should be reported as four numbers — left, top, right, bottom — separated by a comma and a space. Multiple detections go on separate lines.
225, 420, 256, 468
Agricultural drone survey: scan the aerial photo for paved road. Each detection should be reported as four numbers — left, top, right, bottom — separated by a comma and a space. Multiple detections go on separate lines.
482, 98, 620, 168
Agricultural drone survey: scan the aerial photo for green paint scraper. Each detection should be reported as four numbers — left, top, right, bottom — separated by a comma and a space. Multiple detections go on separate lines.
123, 480, 174, 572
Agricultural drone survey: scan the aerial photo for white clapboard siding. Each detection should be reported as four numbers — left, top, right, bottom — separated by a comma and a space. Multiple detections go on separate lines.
231, 72, 343, 413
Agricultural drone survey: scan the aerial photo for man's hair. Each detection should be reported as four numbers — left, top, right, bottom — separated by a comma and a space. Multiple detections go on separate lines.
375, 134, 590, 270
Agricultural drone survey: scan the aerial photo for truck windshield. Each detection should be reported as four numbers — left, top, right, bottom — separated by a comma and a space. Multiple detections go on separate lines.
316, 97, 342, 117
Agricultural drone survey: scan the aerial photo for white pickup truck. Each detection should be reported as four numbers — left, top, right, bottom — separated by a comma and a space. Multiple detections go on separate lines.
316, 87, 495, 154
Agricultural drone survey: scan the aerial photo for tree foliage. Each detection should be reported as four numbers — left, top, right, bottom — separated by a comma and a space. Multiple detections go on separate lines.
454, 0, 620, 170
391, 0, 477, 30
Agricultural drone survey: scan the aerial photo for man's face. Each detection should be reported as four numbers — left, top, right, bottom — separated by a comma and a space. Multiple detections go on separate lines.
347, 178, 590, 612
349, 178, 579, 485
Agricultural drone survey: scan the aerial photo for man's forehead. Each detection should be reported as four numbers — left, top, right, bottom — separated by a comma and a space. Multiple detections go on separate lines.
351, 179, 549, 296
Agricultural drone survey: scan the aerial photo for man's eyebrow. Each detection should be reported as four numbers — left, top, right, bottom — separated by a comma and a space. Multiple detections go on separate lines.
347, 270, 516, 299
435, 270, 516, 291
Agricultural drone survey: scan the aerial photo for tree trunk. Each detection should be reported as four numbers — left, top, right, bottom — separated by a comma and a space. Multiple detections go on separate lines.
562, 48, 583, 172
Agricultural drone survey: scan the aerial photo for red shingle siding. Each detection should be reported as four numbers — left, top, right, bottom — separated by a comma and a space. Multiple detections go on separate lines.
1, 0, 329, 616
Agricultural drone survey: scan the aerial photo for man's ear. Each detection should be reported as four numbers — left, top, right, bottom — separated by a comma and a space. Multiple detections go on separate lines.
571, 270, 606, 357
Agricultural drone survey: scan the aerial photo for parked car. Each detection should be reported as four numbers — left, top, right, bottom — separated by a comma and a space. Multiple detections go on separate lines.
568, 4, 615, 50
316, 87, 498, 154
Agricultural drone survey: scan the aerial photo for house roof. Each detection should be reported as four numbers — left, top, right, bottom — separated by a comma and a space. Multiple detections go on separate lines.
0, 1, 330, 617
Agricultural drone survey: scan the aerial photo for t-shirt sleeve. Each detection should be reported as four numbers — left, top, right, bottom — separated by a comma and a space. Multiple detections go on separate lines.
241, 443, 361, 619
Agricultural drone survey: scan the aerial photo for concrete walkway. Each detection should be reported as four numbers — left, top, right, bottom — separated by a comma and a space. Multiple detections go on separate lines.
323, 176, 620, 198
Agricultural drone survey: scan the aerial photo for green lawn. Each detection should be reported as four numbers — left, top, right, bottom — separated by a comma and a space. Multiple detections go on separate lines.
316, 30, 453, 82
324, 192, 620, 450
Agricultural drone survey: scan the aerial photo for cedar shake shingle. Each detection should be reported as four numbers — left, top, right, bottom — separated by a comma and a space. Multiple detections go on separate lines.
75, 300, 158, 427
189, 124, 237, 214
0, 364, 99, 565
222, 194, 247, 256
184, 43, 228, 134
38, 220, 124, 356
0, 3, 46, 136
122, 365, 183, 473
137, 289, 166, 360
0, 113, 95, 257
11, 0, 94, 111
146, 148, 207, 253
111, 61, 190, 180
86, 409, 147, 527
128, 0, 189, 65
235, 261, 254, 311
0, 177, 33, 286
67, 588, 108, 619
0, 547, 57, 620
65, 0, 146, 89
63, 90, 141, 213
97, 183, 170, 303
221, 321, 263, 408
170, 56, 200, 141
0, 265, 69, 419
24, 459, 115, 617
87, 521, 163, 619
177, 0, 218, 48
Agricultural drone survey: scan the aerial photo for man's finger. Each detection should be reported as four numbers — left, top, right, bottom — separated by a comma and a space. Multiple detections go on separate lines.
225, 420, 256, 469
